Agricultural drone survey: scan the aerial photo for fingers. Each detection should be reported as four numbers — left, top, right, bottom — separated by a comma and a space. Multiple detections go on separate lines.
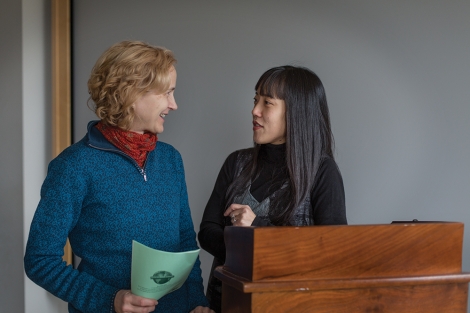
231, 214, 239, 225
224, 204, 256, 226
224, 204, 243, 225
223, 203, 245, 216
114, 290, 158, 313
129, 295, 158, 309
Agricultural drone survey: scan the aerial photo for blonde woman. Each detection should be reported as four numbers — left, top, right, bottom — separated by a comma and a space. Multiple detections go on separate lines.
25, 41, 213, 313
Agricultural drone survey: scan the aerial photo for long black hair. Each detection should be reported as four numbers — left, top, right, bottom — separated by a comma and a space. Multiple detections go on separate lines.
225, 65, 334, 225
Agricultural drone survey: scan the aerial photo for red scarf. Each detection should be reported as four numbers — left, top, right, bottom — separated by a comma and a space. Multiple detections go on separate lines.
95, 121, 157, 167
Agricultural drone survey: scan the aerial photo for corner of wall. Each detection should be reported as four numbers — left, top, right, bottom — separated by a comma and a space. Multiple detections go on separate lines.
22, 0, 67, 312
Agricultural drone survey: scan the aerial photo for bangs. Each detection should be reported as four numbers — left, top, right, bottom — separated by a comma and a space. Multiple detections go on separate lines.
255, 69, 287, 100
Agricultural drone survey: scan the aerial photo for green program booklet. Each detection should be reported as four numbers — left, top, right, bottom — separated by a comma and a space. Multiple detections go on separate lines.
131, 240, 200, 300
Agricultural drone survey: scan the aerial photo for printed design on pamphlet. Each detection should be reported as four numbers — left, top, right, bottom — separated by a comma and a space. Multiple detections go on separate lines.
150, 271, 175, 285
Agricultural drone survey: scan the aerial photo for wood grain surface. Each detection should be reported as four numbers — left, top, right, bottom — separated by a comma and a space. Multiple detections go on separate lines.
224, 223, 463, 281
218, 223, 470, 312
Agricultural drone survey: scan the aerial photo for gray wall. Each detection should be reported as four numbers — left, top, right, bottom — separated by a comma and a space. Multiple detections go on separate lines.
1, 0, 68, 312
72, 0, 470, 296
22, 0, 69, 311
0, 0, 24, 311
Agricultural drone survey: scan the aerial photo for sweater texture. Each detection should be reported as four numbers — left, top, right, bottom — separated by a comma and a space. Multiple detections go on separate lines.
24, 121, 208, 313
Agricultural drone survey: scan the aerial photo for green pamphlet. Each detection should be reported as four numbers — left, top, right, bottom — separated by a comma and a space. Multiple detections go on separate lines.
131, 240, 200, 300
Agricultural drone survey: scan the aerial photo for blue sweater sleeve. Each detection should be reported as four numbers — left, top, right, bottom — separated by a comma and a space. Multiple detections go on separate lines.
24, 156, 118, 313
174, 150, 210, 309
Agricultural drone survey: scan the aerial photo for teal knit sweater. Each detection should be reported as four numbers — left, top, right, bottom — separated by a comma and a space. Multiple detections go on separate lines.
24, 121, 208, 312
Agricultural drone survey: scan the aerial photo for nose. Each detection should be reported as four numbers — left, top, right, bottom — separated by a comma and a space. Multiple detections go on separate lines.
252, 102, 261, 118
169, 95, 178, 111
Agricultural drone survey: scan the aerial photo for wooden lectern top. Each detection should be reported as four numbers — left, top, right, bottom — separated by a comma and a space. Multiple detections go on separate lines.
222, 222, 464, 282
215, 223, 470, 313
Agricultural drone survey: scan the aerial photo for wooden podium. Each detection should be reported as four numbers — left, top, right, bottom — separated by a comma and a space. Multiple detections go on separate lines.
214, 222, 470, 312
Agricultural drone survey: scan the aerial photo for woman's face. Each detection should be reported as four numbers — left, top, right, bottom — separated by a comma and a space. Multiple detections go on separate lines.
252, 90, 286, 145
129, 66, 177, 134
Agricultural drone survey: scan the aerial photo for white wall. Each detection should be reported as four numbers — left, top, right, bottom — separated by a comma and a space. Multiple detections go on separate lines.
22, 0, 69, 312
0, 0, 67, 312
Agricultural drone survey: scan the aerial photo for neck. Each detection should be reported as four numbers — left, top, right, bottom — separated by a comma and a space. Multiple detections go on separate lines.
259, 143, 286, 164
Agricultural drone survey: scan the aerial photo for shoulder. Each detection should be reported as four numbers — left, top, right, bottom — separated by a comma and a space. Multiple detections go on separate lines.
152, 142, 185, 176
155, 141, 182, 159
218, 147, 254, 172
155, 141, 176, 151
51, 138, 92, 166
313, 156, 344, 191
215, 147, 254, 182
228, 147, 254, 165
155, 141, 178, 152
234, 147, 254, 157
318, 156, 342, 176
41, 140, 93, 191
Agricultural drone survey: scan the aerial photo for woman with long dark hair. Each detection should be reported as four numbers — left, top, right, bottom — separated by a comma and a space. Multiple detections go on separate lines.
198, 65, 347, 312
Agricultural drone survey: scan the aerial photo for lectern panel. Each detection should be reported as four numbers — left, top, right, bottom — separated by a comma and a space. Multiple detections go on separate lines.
224, 223, 463, 281
218, 223, 470, 313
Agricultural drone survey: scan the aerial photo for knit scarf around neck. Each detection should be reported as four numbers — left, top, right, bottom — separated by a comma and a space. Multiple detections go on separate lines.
95, 121, 157, 168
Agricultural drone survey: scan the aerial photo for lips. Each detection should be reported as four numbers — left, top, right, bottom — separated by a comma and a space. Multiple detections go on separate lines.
253, 121, 263, 130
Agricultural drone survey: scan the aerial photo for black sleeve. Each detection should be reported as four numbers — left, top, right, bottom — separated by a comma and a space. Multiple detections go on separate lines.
198, 151, 239, 262
311, 157, 347, 225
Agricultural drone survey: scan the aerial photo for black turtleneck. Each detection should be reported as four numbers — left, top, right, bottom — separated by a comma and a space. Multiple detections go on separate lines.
250, 144, 288, 202
198, 144, 347, 262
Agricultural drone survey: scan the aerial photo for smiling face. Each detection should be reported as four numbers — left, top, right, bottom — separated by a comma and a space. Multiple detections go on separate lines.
129, 66, 177, 134
252, 90, 286, 145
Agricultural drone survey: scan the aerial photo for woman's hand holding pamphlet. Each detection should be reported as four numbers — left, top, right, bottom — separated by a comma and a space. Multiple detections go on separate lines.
131, 240, 200, 300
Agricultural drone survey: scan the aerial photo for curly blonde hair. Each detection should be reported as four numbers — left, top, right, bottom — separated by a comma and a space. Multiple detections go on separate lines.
87, 41, 176, 129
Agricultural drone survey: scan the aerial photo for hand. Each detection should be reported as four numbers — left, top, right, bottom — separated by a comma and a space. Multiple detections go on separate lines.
224, 203, 256, 226
190, 306, 215, 313
113, 290, 158, 313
